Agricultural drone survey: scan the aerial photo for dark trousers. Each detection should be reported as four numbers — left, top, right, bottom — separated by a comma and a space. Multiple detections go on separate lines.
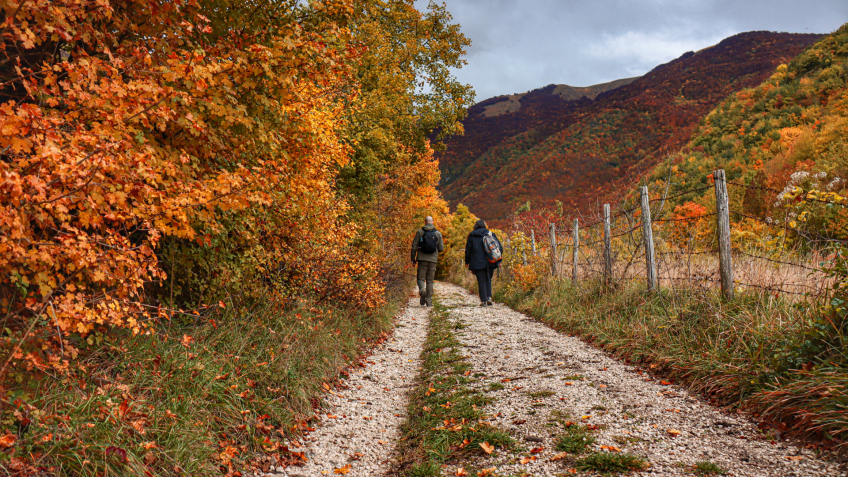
417, 261, 437, 305
472, 267, 495, 303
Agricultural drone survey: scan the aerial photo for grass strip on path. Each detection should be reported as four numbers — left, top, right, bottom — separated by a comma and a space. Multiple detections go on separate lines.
394, 300, 512, 477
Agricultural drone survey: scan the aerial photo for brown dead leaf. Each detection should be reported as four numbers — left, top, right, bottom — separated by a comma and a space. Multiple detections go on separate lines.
350, 452, 364, 460
0, 433, 16, 448
479, 441, 495, 454
786, 456, 804, 461
666, 429, 681, 437
550, 452, 569, 461
530, 446, 544, 454
477, 468, 497, 477
455, 467, 468, 476
334, 464, 352, 474
600, 445, 621, 452
520, 456, 531, 464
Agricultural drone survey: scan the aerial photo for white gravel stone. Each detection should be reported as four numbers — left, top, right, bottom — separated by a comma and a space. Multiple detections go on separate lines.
252, 295, 430, 477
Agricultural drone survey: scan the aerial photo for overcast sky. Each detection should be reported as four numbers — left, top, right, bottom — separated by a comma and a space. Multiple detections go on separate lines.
423, 0, 848, 102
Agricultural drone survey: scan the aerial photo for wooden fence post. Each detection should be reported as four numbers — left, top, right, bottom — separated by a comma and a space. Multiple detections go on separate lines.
714, 169, 734, 300
531, 229, 537, 255
603, 204, 612, 287
521, 239, 527, 265
640, 186, 658, 291
572, 218, 579, 282
548, 223, 557, 277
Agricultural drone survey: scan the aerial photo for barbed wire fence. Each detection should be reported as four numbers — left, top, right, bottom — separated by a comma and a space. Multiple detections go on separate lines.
500, 169, 843, 301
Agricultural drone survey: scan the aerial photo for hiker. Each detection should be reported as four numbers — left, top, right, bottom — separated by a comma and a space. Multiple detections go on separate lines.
464, 219, 503, 306
411, 216, 444, 306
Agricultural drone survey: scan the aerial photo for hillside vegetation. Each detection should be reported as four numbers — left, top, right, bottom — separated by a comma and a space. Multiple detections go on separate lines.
438, 31, 822, 224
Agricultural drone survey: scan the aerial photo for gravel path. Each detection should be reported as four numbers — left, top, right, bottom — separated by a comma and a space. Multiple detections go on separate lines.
436, 281, 847, 477
254, 295, 429, 477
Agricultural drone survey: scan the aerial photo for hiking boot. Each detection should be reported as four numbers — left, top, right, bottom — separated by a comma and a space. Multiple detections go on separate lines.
480, 302, 487, 307
487, 299, 494, 306
420, 295, 426, 306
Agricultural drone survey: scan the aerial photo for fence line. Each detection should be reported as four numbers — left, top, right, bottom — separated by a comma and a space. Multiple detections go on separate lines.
499, 169, 841, 302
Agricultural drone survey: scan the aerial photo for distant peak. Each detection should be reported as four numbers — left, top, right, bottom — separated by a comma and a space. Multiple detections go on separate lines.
551, 77, 641, 101
477, 76, 640, 117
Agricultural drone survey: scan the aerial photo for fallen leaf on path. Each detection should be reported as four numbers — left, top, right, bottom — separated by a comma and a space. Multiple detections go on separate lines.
564, 382, 573, 385
455, 467, 468, 476
568, 469, 577, 474
477, 468, 496, 477
350, 452, 364, 460
660, 380, 671, 385
586, 424, 600, 430
666, 429, 681, 436
530, 446, 544, 454
600, 445, 621, 452
599, 384, 607, 388
550, 452, 569, 461
334, 464, 351, 474
580, 415, 592, 420
787, 456, 804, 461
500, 379, 511, 383
479, 441, 494, 454
520, 457, 532, 464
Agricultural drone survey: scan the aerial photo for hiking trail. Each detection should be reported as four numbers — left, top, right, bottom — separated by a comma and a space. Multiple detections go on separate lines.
257, 282, 846, 476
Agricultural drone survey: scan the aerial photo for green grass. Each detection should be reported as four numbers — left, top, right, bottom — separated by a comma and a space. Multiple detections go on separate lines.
554, 424, 596, 454
3, 295, 400, 476
394, 300, 513, 475
692, 461, 727, 475
488, 382, 505, 391
574, 452, 648, 475
528, 390, 556, 398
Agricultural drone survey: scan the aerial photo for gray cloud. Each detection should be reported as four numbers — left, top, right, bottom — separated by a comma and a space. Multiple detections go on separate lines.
420, 0, 848, 101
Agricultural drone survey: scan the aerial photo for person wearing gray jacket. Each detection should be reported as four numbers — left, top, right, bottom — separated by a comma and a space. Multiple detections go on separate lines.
410, 216, 444, 306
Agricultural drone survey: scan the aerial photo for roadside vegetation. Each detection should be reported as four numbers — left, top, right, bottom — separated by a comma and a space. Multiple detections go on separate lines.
0, 0, 472, 474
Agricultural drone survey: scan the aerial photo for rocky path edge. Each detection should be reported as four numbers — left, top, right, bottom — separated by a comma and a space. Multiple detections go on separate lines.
250, 294, 429, 477
436, 281, 846, 477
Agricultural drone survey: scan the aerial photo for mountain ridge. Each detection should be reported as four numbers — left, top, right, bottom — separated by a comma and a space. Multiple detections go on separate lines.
436, 30, 824, 224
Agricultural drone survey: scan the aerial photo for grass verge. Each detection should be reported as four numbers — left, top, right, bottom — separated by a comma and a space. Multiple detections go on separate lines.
394, 300, 513, 476
1, 294, 401, 476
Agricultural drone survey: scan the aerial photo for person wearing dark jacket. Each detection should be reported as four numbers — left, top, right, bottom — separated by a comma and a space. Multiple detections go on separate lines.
464, 219, 502, 306
411, 216, 445, 306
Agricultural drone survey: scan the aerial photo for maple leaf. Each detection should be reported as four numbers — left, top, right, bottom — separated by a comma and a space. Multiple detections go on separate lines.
479, 441, 494, 454
334, 464, 352, 474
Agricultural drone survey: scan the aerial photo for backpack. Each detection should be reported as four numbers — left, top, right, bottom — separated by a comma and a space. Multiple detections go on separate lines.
483, 231, 502, 264
419, 228, 439, 254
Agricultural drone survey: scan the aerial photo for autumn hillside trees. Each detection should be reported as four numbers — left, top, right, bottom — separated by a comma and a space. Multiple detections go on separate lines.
0, 0, 469, 389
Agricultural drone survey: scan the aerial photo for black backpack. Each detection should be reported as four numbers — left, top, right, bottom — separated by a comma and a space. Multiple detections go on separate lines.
419, 228, 439, 254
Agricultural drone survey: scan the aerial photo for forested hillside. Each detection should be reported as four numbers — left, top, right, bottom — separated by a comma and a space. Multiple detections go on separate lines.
438, 31, 822, 223
647, 24, 848, 241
